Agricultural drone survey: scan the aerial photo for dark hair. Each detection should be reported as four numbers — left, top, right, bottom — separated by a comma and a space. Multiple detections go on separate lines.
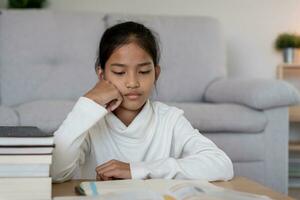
95, 21, 160, 70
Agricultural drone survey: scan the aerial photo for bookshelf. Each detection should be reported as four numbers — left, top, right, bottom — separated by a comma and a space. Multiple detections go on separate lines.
277, 64, 300, 125
277, 64, 300, 188
289, 141, 300, 152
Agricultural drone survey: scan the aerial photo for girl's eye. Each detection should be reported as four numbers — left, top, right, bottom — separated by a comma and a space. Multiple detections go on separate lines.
140, 70, 151, 74
113, 71, 125, 75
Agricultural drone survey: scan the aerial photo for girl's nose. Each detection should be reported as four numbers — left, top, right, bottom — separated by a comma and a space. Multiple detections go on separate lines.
126, 74, 140, 89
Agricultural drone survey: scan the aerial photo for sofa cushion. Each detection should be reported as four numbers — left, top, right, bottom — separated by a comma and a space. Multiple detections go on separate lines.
169, 102, 267, 133
204, 133, 264, 162
0, 10, 105, 106
1, 63, 97, 106
0, 106, 19, 126
105, 14, 227, 102
204, 78, 300, 110
14, 100, 76, 133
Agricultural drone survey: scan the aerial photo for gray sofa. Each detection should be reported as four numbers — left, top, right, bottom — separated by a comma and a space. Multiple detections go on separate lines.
0, 10, 299, 194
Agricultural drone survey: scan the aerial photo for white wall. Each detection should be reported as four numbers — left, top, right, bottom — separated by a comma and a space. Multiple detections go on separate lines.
1, 0, 300, 78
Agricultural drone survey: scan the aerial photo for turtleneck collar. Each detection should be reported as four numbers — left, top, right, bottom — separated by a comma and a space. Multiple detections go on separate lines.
104, 99, 154, 141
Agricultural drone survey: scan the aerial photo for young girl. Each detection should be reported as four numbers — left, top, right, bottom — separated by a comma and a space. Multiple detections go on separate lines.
51, 21, 234, 183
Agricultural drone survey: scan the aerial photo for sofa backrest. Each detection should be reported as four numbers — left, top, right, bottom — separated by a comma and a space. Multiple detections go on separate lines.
106, 14, 227, 102
0, 10, 105, 106
0, 11, 227, 106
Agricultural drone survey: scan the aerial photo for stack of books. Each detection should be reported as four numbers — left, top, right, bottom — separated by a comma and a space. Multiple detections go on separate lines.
0, 126, 54, 200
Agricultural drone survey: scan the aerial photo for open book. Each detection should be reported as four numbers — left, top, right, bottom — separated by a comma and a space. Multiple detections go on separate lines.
67, 179, 272, 200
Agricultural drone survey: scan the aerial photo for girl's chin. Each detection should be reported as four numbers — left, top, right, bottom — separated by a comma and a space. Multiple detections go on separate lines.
119, 99, 146, 111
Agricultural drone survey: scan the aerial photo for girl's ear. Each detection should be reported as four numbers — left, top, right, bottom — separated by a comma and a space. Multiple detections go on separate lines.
155, 65, 161, 81
96, 66, 105, 80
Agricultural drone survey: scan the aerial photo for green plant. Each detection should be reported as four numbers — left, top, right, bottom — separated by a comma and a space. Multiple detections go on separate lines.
275, 33, 300, 50
296, 36, 300, 47
8, 0, 47, 8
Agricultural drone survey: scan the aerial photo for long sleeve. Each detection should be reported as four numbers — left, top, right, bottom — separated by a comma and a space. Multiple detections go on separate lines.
50, 97, 108, 182
130, 114, 234, 181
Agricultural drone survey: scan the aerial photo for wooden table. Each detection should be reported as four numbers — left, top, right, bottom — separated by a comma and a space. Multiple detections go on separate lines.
52, 176, 294, 200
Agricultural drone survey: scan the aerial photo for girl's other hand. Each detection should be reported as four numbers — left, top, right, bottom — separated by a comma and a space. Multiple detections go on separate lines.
84, 80, 123, 112
95, 159, 132, 181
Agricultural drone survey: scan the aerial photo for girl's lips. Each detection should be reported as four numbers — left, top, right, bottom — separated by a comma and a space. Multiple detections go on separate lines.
125, 94, 141, 100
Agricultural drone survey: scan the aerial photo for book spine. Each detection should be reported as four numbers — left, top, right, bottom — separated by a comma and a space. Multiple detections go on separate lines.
0, 164, 50, 177
0, 177, 51, 200
0, 155, 52, 164
0, 145, 55, 148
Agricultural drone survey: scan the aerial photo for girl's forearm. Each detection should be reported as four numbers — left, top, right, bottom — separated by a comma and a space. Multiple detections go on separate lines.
50, 97, 107, 182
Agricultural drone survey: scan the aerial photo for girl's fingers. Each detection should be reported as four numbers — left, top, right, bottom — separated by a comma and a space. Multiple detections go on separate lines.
96, 168, 118, 181
106, 93, 123, 112
96, 164, 116, 176
96, 170, 112, 181
109, 83, 123, 112
95, 160, 130, 180
101, 168, 120, 179
110, 97, 123, 111
95, 159, 116, 172
96, 174, 102, 181
102, 169, 129, 179
106, 99, 117, 112
104, 176, 113, 181
100, 174, 108, 181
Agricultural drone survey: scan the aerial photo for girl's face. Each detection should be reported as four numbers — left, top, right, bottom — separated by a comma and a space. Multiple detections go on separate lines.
98, 42, 160, 112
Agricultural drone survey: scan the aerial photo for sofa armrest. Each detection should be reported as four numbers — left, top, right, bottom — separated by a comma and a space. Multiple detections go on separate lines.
204, 78, 300, 110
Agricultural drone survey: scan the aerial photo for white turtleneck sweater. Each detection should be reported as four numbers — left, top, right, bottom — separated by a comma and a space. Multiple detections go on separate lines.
51, 97, 233, 183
